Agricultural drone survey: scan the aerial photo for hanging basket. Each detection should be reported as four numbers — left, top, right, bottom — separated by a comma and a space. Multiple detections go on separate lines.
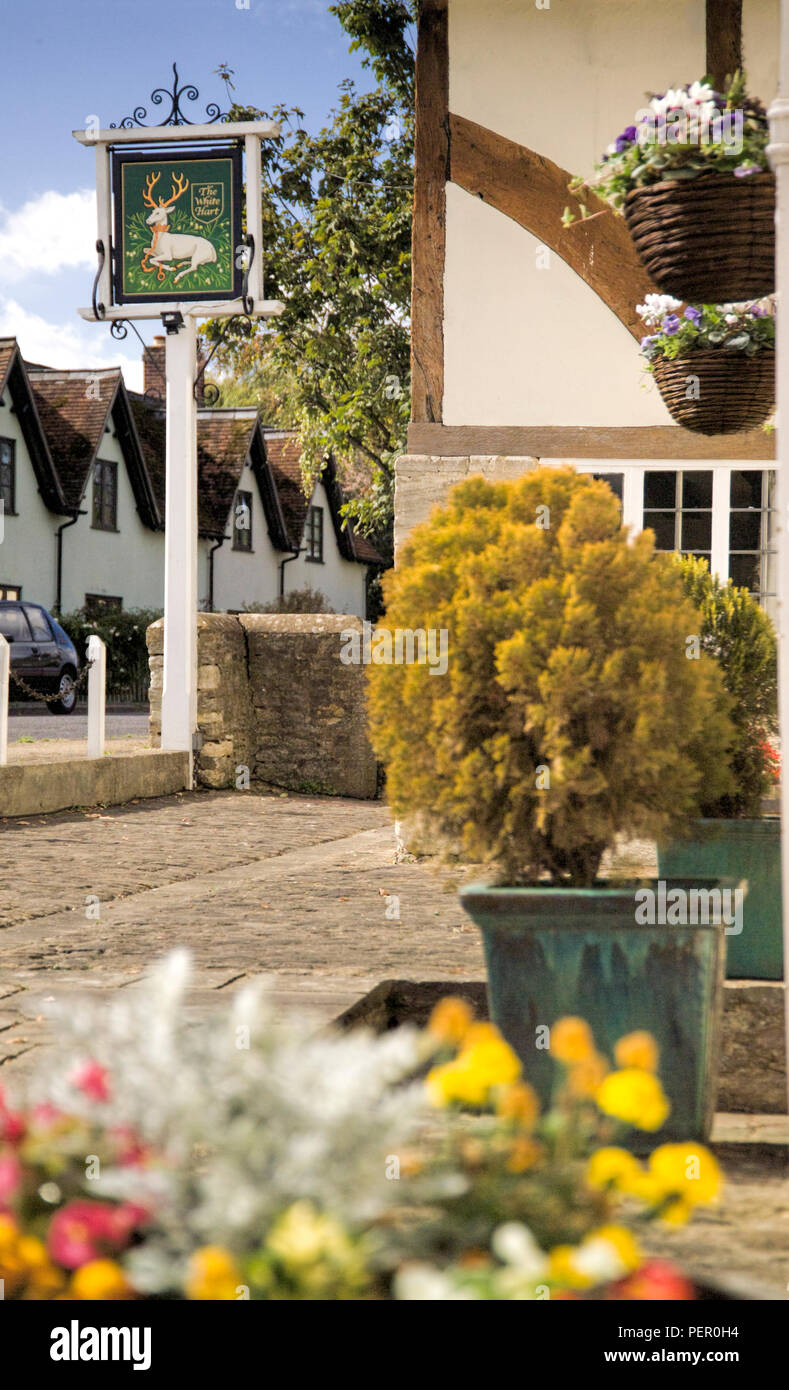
652, 349, 774, 435
624, 172, 775, 303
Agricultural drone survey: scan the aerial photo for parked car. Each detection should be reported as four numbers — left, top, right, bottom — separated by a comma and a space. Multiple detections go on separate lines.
0, 601, 80, 714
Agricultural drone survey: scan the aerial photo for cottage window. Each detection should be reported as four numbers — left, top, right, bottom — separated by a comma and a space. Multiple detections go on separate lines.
0, 439, 15, 515
643, 470, 713, 564
305, 505, 324, 563
92, 459, 118, 531
84, 594, 122, 616
0, 584, 21, 600
729, 470, 776, 611
232, 490, 253, 551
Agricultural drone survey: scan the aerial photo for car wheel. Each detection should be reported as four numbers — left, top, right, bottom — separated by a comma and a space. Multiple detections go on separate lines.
48, 668, 78, 715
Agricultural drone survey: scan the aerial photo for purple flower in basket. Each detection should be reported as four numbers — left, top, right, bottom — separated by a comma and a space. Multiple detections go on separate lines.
662, 314, 681, 334
684, 306, 702, 324
615, 125, 638, 152
750, 305, 768, 317
640, 334, 658, 350
734, 163, 760, 178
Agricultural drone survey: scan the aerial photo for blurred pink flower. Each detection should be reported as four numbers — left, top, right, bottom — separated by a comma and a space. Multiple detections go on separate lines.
0, 1150, 23, 1206
70, 1060, 111, 1103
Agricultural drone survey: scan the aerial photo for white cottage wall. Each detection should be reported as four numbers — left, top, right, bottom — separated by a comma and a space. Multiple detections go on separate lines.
0, 397, 58, 607
60, 430, 163, 614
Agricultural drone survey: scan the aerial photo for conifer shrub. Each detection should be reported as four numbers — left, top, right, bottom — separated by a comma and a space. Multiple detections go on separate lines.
367, 466, 734, 886
675, 554, 777, 817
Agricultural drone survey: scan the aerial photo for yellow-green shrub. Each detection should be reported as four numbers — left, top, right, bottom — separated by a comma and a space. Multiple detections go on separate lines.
368, 467, 734, 885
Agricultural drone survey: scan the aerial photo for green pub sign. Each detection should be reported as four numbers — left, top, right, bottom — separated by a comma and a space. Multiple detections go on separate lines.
112, 145, 243, 303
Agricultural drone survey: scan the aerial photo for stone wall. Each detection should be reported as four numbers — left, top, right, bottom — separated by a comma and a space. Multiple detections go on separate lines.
394, 454, 538, 553
147, 614, 378, 799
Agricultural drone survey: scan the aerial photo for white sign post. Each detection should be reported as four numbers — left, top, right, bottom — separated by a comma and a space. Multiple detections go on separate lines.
73, 74, 282, 785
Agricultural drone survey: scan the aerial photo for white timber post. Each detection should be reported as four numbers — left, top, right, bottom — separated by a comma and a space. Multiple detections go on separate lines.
244, 134, 264, 303
87, 633, 106, 759
0, 633, 8, 767
767, 11, 789, 1117
160, 315, 198, 781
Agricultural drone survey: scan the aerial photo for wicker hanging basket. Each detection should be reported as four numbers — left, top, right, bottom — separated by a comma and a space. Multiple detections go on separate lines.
652, 349, 774, 435
624, 172, 775, 303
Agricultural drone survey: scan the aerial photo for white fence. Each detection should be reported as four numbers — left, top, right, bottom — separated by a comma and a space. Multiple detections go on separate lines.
0, 634, 106, 767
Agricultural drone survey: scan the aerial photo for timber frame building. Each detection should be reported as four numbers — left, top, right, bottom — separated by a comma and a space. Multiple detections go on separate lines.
400, 0, 778, 614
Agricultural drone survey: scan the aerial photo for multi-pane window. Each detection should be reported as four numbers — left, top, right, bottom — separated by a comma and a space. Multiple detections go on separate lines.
642, 470, 713, 564
0, 585, 21, 601
729, 470, 776, 609
84, 594, 122, 616
305, 505, 324, 563
0, 439, 15, 515
232, 490, 253, 551
92, 459, 118, 531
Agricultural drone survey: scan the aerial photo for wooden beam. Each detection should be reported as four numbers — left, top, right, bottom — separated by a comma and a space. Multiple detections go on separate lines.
706, 0, 743, 91
407, 422, 775, 460
411, 0, 448, 424
449, 114, 654, 342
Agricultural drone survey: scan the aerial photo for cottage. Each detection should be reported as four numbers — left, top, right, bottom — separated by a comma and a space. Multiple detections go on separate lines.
0, 337, 381, 619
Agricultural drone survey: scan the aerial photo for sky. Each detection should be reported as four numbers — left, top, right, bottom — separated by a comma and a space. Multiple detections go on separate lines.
0, 0, 368, 390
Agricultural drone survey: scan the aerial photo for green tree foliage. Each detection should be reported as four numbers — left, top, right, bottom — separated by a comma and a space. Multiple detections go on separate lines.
675, 554, 778, 817
368, 467, 735, 886
209, 2, 416, 553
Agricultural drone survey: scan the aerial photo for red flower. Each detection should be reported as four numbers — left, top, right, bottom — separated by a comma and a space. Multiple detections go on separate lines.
614, 1260, 695, 1301
47, 1200, 146, 1269
0, 1094, 25, 1145
70, 1060, 111, 1103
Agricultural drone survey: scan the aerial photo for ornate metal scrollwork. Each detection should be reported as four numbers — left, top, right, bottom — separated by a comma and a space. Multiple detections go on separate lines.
110, 63, 228, 130
91, 240, 107, 321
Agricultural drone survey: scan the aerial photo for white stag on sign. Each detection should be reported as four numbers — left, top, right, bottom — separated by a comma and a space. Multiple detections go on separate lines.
142, 172, 218, 285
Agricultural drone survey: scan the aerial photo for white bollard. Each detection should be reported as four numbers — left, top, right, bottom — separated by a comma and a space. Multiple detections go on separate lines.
86, 634, 106, 760
0, 633, 8, 767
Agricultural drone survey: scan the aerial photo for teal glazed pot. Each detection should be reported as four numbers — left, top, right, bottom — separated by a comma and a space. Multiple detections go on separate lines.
459, 882, 726, 1143
658, 819, 782, 980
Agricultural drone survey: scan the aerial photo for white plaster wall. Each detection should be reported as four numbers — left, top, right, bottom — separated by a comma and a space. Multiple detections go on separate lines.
60, 430, 164, 614
283, 480, 368, 617
210, 458, 281, 612
0, 393, 58, 607
444, 0, 780, 427
444, 185, 674, 425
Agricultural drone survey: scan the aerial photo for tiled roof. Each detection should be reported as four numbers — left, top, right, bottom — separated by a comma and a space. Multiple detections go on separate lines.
262, 432, 309, 549
262, 430, 385, 566
198, 414, 259, 536
0, 339, 15, 396
27, 371, 117, 510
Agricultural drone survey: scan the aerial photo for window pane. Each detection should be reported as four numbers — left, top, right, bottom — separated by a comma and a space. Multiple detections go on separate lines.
24, 606, 52, 641
643, 511, 676, 549
681, 513, 712, 550
729, 511, 762, 550
592, 473, 623, 503
0, 606, 31, 641
729, 553, 761, 590
682, 471, 713, 508
644, 472, 677, 509
730, 470, 763, 509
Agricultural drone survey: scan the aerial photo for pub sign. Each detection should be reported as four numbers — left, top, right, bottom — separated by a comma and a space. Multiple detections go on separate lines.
112, 146, 243, 304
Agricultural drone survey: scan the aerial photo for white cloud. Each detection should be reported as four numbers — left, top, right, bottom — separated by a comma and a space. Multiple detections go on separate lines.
0, 190, 97, 284
0, 299, 143, 392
